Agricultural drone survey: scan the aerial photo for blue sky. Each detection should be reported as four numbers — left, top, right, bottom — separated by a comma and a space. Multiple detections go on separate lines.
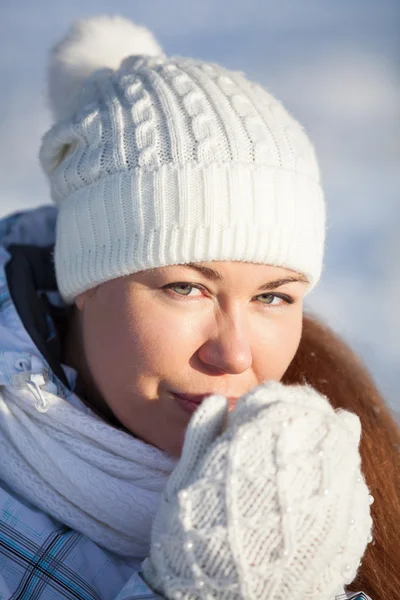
0, 1, 399, 413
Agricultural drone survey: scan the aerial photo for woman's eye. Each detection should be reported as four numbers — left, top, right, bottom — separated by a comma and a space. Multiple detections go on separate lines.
164, 283, 203, 297
257, 293, 293, 306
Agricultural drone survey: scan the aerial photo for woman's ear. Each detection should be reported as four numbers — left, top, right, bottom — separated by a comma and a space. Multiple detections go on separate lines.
75, 293, 86, 311
75, 287, 98, 311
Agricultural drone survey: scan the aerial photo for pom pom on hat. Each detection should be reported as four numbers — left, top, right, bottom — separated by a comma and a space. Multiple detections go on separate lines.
47, 15, 163, 120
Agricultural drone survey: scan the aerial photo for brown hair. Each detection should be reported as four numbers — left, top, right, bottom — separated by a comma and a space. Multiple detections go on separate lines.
282, 313, 400, 600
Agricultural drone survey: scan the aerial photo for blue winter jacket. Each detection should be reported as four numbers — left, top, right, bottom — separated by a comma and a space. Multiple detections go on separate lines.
0, 206, 159, 599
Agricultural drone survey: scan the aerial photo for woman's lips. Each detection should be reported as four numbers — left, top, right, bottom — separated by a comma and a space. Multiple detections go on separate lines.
172, 392, 238, 414
173, 393, 204, 414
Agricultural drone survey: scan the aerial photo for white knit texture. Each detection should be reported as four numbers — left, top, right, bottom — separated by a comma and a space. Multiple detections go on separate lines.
40, 17, 326, 303
142, 381, 373, 600
0, 385, 176, 557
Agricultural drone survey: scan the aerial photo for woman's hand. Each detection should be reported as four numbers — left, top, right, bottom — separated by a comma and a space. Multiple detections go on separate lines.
143, 381, 373, 600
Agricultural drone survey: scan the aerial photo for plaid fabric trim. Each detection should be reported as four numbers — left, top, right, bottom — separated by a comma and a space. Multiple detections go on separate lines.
0, 519, 102, 599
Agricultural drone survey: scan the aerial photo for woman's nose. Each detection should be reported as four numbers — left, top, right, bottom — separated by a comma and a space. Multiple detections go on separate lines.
197, 314, 253, 375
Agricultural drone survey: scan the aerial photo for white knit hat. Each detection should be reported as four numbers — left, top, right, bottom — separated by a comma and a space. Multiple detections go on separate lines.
142, 381, 373, 600
40, 15, 326, 303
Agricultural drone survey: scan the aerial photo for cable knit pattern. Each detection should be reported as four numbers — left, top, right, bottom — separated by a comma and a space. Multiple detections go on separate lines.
142, 381, 373, 600
39, 16, 325, 303
0, 385, 176, 557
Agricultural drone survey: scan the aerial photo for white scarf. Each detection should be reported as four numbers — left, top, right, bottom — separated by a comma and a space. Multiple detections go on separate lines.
0, 385, 177, 557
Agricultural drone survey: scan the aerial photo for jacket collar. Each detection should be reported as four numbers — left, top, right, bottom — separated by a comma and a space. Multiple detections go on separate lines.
5, 243, 71, 388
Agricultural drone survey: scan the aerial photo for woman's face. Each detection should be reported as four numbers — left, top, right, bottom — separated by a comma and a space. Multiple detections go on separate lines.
75, 261, 309, 456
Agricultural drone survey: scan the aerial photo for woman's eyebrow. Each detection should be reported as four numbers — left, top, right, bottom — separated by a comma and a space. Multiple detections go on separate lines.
182, 263, 309, 289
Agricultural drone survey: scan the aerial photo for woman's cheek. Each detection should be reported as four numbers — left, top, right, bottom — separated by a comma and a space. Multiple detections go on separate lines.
255, 314, 302, 380
119, 308, 187, 375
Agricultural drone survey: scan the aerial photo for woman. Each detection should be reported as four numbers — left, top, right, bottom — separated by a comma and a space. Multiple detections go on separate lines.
0, 14, 397, 600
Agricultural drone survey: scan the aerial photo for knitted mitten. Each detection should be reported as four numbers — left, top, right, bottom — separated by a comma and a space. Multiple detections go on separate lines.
142, 381, 373, 600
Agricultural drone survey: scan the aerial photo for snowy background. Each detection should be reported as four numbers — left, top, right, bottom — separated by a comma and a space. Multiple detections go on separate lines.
0, 1, 399, 415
